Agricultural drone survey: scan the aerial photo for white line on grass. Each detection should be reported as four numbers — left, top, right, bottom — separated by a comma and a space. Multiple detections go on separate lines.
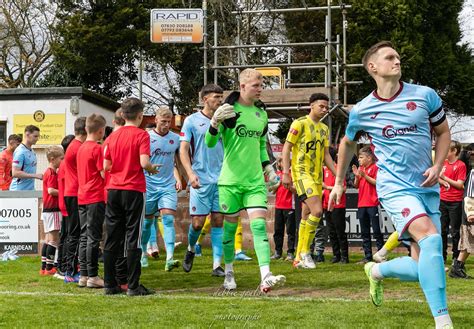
0, 290, 455, 304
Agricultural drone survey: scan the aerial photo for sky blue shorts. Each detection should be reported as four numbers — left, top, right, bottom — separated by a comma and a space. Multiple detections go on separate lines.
145, 187, 177, 215
189, 183, 220, 216
380, 191, 441, 240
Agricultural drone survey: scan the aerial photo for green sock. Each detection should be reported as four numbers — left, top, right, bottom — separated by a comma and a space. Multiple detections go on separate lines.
250, 218, 271, 267
223, 220, 238, 264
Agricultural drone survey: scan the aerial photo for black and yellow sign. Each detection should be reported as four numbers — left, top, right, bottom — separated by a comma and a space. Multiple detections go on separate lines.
13, 112, 65, 145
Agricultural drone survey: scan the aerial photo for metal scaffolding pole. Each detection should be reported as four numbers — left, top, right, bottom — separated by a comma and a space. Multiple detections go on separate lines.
231, 5, 351, 14
203, 0, 208, 85
213, 20, 218, 84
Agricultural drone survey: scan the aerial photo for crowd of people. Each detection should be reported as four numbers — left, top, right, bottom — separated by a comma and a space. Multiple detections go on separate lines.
0, 41, 473, 328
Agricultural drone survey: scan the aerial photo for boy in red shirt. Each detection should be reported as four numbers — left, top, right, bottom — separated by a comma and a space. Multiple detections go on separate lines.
63, 117, 87, 283
0, 134, 21, 190
439, 140, 467, 262
40, 146, 64, 275
77, 114, 107, 288
323, 147, 349, 263
55, 135, 75, 279
352, 146, 384, 263
103, 98, 159, 296
271, 157, 296, 261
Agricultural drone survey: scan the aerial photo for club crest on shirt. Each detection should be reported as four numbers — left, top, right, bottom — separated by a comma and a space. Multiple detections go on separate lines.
406, 101, 417, 111
401, 208, 410, 218
255, 112, 261, 118
306, 188, 313, 195
169, 139, 174, 144
221, 204, 228, 211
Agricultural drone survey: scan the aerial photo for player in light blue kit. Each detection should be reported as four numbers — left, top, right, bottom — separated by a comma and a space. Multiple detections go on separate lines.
141, 106, 182, 271
180, 84, 225, 277
329, 41, 452, 329
10, 125, 43, 190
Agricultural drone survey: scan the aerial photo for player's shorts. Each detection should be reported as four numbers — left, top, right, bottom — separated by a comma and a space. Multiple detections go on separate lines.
189, 183, 220, 216
294, 177, 322, 201
380, 191, 441, 240
218, 184, 267, 215
41, 211, 62, 233
145, 187, 177, 215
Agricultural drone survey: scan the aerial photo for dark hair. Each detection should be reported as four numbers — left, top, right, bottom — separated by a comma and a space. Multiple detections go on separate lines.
24, 125, 40, 133
309, 93, 329, 104
74, 117, 87, 136
362, 41, 394, 71
200, 84, 224, 99
359, 145, 376, 161
61, 135, 75, 153
121, 97, 144, 120
8, 134, 22, 144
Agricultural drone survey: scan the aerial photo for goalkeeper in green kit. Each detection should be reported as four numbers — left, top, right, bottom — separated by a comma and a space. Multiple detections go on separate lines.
205, 69, 286, 292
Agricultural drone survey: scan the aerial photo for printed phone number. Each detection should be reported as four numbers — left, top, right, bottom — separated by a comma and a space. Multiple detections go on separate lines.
0, 209, 32, 218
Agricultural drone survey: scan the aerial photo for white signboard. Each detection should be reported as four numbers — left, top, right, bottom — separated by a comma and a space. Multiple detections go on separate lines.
0, 198, 38, 253
150, 9, 203, 43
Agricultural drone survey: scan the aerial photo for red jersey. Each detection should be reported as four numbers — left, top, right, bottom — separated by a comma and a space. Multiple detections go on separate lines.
77, 141, 105, 205
357, 163, 379, 207
42, 167, 59, 212
64, 139, 83, 197
275, 170, 294, 209
0, 149, 13, 190
58, 161, 68, 216
104, 126, 150, 193
440, 159, 467, 202
323, 166, 346, 209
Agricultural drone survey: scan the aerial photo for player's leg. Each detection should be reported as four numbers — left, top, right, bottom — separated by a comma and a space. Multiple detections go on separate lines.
196, 215, 211, 256
358, 207, 373, 263
235, 217, 252, 260
272, 208, 285, 259
77, 204, 89, 286
141, 192, 158, 268
161, 188, 180, 271
183, 214, 205, 272
334, 208, 349, 263
313, 219, 327, 262
299, 186, 323, 269
447, 201, 463, 263
439, 200, 449, 262
210, 212, 224, 276
369, 206, 384, 252
218, 185, 241, 290
244, 185, 286, 293
285, 209, 296, 261
147, 219, 159, 258
374, 231, 400, 263
47, 229, 60, 274
326, 210, 340, 263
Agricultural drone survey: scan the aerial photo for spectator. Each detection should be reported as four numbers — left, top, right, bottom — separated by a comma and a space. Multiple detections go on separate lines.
439, 140, 467, 263
10, 125, 42, 190
0, 134, 22, 190
352, 146, 384, 263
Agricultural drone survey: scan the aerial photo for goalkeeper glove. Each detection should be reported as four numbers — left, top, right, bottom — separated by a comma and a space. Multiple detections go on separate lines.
264, 164, 280, 191
210, 104, 236, 128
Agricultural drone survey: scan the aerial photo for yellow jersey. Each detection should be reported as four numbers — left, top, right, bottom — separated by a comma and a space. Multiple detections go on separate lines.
286, 115, 329, 184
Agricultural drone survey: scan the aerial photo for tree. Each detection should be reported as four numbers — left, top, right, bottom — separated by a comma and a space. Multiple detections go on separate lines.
0, 0, 57, 88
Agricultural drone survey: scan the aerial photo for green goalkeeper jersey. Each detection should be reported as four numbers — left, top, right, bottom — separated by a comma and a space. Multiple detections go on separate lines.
205, 101, 269, 187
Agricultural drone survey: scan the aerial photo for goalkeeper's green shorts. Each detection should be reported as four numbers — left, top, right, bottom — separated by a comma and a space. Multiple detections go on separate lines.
218, 184, 267, 215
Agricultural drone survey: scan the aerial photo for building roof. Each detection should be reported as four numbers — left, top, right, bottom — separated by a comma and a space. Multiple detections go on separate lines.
0, 87, 119, 111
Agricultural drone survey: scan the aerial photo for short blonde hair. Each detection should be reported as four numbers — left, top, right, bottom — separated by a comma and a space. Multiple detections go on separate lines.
155, 106, 173, 118
46, 145, 64, 162
239, 69, 263, 84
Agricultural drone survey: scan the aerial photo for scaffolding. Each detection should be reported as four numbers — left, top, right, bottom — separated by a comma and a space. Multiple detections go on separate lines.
202, 0, 364, 130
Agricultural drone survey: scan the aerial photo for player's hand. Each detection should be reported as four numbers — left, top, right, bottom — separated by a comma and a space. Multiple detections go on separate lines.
188, 172, 201, 189
282, 172, 292, 189
264, 164, 280, 192
147, 163, 161, 175
468, 215, 474, 223
175, 180, 182, 192
210, 104, 235, 128
442, 181, 450, 189
36, 173, 43, 180
328, 184, 344, 211
421, 165, 441, 187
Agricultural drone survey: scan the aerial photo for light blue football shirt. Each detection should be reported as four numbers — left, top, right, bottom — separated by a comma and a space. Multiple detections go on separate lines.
345, 81, 445, 198
180, 111, 224, 185
10, 143, 37, 191
146, 129, 180, 191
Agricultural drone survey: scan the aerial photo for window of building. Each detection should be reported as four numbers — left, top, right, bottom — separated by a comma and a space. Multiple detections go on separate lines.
0, 121, 6, 148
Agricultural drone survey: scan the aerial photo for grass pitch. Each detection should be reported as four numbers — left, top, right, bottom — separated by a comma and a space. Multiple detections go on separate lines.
0, 249, 472, 328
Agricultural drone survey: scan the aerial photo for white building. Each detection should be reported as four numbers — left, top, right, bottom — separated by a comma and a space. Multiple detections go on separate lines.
0, 87, 119, 189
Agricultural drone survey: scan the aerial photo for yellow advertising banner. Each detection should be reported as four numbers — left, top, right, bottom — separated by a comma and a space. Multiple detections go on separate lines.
150, 9, 203, 43
13, 111, 65, 145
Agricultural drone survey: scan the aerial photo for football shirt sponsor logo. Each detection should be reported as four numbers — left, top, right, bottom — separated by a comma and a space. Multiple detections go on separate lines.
382, 124, 418, 139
